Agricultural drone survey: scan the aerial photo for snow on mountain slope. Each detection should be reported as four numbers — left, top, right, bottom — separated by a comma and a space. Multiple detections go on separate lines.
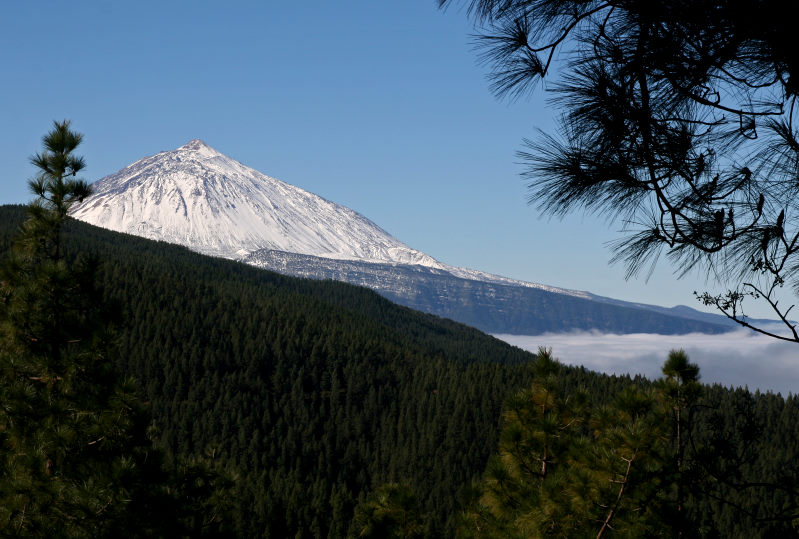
72, 139, 595, 301
72, 139, 441, 265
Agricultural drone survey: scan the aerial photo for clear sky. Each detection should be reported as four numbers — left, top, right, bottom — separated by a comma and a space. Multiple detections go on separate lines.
0, 1, 774, 318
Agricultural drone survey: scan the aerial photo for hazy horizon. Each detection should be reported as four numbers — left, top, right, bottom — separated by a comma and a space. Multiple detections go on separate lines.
497, 329, 798, 396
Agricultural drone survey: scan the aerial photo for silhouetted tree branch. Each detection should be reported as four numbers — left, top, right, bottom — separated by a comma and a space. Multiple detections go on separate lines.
441, 0, 799, 341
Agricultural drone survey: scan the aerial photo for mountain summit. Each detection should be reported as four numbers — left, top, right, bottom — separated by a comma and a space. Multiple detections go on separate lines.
72, 139, 737, 335
72, 140, 440, 265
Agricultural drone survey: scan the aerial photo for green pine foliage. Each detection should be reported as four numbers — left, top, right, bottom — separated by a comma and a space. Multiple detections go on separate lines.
461, 351, 670, 537
461, 350, 799, 538
2, 196, 799, 536
0, 122, 161, 536
352, 483, 428, 538
0, 123, 232, 538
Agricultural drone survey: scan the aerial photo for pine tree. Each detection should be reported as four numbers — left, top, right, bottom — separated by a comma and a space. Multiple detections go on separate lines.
659, 349, 701, 536
460, 349, 695, 537
459, 349, 592, 537
351, 483, 427, 538
0, 121, 171, 536
441, 0, 799, 341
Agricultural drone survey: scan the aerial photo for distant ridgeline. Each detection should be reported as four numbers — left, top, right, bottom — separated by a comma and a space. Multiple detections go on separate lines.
1, 204, 798, 537
70, 138, 738, 336
243, 249, 734, 335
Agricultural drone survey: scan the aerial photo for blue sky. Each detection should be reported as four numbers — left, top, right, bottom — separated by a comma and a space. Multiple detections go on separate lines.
0, 1, 776, 319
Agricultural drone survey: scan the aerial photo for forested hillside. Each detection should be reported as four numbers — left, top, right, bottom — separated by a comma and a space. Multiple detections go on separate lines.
2, 204, 798, 537
0, 204, 536, 536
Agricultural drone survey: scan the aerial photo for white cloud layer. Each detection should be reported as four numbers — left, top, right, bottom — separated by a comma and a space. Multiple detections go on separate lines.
495, 329, 799, 396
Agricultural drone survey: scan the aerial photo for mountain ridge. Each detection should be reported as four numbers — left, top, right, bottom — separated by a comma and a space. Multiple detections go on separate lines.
73, 139, 737, 335
244, 248, 732, 335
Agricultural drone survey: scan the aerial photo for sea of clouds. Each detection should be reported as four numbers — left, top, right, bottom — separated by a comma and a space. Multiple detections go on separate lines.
495, 328, 799, 396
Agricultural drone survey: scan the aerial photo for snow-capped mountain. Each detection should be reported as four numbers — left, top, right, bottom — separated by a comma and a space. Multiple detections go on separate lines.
72, 139, 734, 335
73, 139, 592, 296
73, 139, 441, 265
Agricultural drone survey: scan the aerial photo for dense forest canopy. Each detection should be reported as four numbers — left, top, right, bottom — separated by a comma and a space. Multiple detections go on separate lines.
2, 204, 799, 536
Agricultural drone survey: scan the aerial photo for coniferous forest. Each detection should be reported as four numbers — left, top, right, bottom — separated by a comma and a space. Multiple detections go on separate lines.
2, 203, 799, 537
